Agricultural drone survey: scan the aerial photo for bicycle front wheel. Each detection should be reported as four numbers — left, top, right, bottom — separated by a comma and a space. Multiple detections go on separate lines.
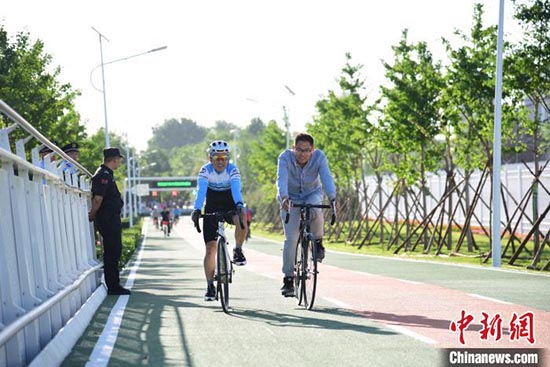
302, 234, 318, 310
294, 236, 304, 305
216, 237, 230, 313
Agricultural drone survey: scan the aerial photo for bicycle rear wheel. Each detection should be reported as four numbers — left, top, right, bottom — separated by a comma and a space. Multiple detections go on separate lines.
216, 237, 230, 313
302, 234, 318, 310
294, 236, 304, 305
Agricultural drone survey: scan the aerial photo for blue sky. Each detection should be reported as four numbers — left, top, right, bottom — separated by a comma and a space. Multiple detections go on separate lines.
2, 0, 518, 151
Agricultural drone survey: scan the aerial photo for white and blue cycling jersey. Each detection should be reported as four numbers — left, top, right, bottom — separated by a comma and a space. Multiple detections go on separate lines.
193, 162, 244, 212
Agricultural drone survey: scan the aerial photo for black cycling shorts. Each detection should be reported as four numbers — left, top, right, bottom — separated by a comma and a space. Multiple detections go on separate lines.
203, 211, 236, 243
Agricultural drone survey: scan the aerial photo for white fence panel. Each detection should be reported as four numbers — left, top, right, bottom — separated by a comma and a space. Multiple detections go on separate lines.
0, 100, 104, 366
364, 163, 550, 235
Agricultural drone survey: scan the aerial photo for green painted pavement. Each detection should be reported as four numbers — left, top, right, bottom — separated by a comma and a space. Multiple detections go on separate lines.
63, 220, 438, 366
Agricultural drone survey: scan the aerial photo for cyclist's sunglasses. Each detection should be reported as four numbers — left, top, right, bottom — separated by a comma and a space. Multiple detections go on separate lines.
211, 154, 229, 162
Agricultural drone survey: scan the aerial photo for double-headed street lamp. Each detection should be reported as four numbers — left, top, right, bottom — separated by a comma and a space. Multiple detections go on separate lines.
91, 27, 167, 147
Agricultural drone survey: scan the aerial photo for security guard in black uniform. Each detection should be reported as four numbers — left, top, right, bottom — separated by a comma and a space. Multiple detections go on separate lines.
88, 147, 131, 295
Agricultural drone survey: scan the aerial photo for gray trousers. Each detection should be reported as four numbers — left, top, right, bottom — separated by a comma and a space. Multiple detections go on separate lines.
280, 207, 324, 277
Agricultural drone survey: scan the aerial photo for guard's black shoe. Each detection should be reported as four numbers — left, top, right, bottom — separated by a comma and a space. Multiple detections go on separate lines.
204, 284, 216, 301
281, 276, 295, 297
233, 247, 247, 266
108, 287, 131, 295
316, 241, 326, 263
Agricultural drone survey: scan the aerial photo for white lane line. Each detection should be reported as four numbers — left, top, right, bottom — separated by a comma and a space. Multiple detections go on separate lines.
323, 297, 436, 345
385, 324, 437, 345
85, 226, 148, 367
468, 293, 513, 305
323, 297, 353, 309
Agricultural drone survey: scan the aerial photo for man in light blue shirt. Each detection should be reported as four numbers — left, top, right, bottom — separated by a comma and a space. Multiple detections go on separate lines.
277, 132, 337, 297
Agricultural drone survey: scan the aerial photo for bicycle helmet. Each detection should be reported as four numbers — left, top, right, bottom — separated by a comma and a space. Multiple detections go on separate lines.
207, 140, 231, 156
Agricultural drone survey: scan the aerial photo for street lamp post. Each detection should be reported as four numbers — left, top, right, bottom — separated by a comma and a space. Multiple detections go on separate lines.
230, 129, 240, 166
91, 27, 167, 148
126, 151, 133, 226
91, 27, 110, 147
283, 85, 295, 149
491, 0, 505, 268
132, 156, 139, 220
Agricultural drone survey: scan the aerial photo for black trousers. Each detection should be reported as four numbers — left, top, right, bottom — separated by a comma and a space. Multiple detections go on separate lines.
99, 227, 122, 290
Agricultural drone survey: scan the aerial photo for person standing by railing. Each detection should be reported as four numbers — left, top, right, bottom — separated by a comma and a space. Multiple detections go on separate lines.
60, 142, 79, 185
88, 147, 131, 296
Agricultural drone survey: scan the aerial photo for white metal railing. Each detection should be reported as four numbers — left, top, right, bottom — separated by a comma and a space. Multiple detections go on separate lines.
0, 100, 102, 366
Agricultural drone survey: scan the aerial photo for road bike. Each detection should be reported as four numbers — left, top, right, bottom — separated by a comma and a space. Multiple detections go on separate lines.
285, 202, 336, 310
195, 209, 244, 313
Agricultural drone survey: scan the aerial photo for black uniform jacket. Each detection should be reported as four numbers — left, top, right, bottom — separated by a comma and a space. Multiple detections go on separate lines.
91, 164, 123, 234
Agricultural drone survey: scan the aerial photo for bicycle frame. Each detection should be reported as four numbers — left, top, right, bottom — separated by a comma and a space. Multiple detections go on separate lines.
197, 210, 244, 313
215, 218, 233, 312
285, 202, 335, 310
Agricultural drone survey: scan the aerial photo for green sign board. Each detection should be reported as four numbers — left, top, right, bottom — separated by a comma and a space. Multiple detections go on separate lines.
152, 179, 197, 189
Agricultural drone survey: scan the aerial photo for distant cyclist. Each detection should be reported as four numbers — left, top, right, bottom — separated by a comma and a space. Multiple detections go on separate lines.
173, 206, 182, 225
160, 206, 172, 236
276, 133, 337, 297
151, 206, 160, 229
191, 140, 248, 301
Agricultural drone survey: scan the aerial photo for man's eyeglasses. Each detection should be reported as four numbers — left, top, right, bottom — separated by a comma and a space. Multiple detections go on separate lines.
212, 154, 229, 162
295, 147, 312, 153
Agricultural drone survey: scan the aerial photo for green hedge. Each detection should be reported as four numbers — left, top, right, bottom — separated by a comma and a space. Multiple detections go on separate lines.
120, 220, 143, 267
94, 219, 143, 270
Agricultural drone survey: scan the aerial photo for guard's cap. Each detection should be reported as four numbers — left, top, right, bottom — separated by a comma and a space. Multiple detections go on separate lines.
103, 147, 124, 159
62, 142, 79, 153
39, 141, 58, 154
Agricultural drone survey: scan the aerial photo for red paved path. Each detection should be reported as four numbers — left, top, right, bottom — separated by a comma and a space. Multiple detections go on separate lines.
240, 246, 550, 350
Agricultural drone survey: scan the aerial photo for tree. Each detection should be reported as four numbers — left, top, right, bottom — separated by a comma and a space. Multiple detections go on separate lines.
442, 4, 517, 253
308, 53, 375, 243
169, 142, 207, 177
379, 29, 445, 250
248, 120, 285, 204
507, 0, 550, 261
309, 53, 372, 194
147, 118, 207, 152
0, 24, 84, 147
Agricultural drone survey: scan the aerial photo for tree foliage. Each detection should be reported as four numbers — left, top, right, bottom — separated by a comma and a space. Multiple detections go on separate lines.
442, 4, 516, 171
0, 24, 84, 146
248, 120, 285, 203
308, 53, 372, 195
379, 29, 445, 185
148, 118, 207, 152
508, 0, 550, 159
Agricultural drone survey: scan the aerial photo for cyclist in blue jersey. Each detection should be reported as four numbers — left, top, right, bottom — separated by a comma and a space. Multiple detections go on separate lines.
191, 140, 248, 301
